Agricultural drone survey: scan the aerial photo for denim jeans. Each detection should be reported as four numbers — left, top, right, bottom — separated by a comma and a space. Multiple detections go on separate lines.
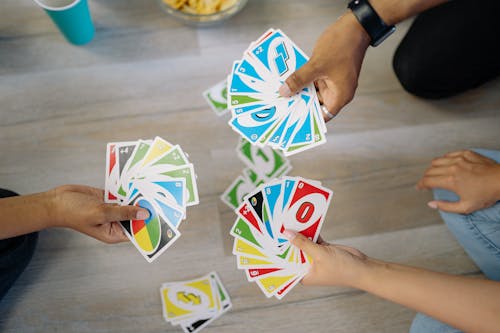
410, 149, 500, 333
0, 189, 38, 302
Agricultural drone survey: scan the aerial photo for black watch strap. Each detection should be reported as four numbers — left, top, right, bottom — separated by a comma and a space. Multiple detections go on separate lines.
348, 0, 395, 47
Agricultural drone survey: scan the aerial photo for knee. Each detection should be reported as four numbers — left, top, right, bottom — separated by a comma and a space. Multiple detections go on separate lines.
392, 47, 443, 99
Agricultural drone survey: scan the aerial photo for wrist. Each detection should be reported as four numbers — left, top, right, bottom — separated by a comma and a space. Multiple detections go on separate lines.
339, 12, 372, 50
347, 256, 385, 290
43, 188, 61, 228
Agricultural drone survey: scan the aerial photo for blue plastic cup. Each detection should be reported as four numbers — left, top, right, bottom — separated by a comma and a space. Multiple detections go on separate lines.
33, 0, 95, 45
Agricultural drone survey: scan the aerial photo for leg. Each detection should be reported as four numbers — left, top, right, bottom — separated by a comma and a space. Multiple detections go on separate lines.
410, 149, 500, 331
410, 313, 461, 333
0, 189, 38, 301
393, 0, 500, 99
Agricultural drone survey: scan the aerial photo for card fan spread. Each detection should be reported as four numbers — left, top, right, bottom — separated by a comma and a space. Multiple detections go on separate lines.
105, 136, 199, 263
230, 176, 333, 299
226, 28, 327, 156
160, 272, 232, 333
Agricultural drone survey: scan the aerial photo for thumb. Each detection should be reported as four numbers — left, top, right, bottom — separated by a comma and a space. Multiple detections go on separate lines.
428, 200, 468, 214
102, 204, 150, 223
283, 230, 322, 258
279, 61, 319, 97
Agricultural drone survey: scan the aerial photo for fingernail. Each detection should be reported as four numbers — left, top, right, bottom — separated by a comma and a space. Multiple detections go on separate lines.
283, 230, 297, 241
279, 83, 292, 97
427, 201, 438, 209
136, 209, 149, 220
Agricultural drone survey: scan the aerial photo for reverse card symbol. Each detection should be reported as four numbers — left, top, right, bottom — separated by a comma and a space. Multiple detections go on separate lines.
274, 42, 289, 76
177, 292, 201, 305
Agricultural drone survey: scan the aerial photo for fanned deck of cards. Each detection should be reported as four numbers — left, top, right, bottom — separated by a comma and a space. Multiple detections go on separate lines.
160, 272, 231, 333
221, 137, 292, 210
230, 176, 333, 299
226, 28, 327, 156
104, 136, 199, 263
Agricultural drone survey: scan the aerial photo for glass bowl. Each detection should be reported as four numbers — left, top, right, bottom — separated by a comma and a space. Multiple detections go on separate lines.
157, 0, 248, 27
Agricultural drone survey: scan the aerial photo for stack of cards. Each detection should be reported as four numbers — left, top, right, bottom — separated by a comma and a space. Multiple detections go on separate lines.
160, 272, 231, 333
226, 28, 327, 156
203, 79, 229, 116
221, 138, 292, 210
230, 176, 333, 299
104, 136, 199, 263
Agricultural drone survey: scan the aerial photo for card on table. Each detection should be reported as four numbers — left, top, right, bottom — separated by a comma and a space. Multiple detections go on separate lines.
160, 272, 231, 333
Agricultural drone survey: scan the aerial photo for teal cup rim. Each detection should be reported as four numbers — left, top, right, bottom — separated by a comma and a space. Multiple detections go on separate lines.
33, 0, 82, 11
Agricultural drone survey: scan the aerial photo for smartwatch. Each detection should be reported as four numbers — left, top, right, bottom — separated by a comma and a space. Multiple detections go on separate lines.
348, 0, 396, 47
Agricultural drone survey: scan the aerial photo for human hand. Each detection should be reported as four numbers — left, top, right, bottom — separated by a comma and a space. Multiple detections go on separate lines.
417, 150, 500, 214
279, 13, 371, 122
47, 185, 149, 243
284, 230, 368, 287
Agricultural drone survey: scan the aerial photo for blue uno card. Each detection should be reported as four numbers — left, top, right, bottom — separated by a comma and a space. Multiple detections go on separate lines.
151, 198, 184, 229
232, 103, 269, 116
149, 180, 186, 208
289, 95, 314, 146
264, 182, 288, 245
281, 178, 297, 212
250, 30, 309, 81
230, 105, 282, 144
229, 62, 270, 95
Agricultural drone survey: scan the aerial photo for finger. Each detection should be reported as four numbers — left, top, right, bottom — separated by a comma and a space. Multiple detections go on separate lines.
102, 204, 150, 223
283, 230, 322, 258
317, 80, 343, 122
423, 166, 453, 177
316, 84, 324, 105
430, 157, 457, 167
88, 222, 129, 244
427, 200, 467, 214
279, 61, 320, 97
317, 235, 327, 245
416, 175, 454, 191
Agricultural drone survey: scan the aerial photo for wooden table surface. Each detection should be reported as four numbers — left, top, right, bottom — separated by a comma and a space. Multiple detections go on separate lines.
0, 0, 499, 332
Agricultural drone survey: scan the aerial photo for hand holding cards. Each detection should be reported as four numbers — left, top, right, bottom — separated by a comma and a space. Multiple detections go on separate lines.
104, 136, 199, 263
230, 176, 333, 299
227, 28, 327, 156
161, 272, 231, 333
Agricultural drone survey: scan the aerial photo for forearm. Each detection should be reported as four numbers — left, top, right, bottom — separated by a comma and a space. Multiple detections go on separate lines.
370, 0, 450, 25
0, 191, 54, 239
353, 259, 500, 332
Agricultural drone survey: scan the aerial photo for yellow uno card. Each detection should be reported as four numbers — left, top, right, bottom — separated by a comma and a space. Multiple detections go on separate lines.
141, 136, 174, 167
161, 277, 217, 321
256, 273, 298, 297
236, 255, 278, 269
233, 238, 268, 259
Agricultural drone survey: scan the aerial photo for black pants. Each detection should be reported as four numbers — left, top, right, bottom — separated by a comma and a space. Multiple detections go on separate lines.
393, 0, 500, 99
0, 189, 38, 301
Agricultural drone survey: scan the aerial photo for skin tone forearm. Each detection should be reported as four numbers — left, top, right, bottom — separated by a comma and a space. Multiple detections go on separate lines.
286, 232, 500, 333
354, 259, 500, 333
0, 192, 53, 239
280, 0, 451, 119
0, 185, 149, 243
